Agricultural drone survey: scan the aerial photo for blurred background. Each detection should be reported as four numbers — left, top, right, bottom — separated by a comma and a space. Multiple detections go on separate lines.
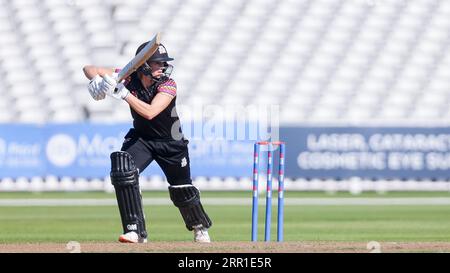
1, 0, 450, 193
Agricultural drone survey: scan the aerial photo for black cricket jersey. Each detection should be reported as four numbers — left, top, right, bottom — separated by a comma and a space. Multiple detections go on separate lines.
122, 72, 183, 141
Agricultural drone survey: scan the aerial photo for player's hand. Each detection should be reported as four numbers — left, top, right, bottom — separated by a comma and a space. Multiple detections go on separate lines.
106, 82, 130, 100
87, 75, 106, 101
99, 74, 118, 95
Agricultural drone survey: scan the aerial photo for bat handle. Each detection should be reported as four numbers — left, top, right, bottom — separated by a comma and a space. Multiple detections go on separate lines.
113, 78, 124, 93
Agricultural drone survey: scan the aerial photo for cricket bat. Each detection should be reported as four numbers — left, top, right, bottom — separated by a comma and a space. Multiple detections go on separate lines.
117, 32, 161, 83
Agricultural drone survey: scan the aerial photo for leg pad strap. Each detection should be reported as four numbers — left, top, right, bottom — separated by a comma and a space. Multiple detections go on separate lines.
169, 185, 212, 231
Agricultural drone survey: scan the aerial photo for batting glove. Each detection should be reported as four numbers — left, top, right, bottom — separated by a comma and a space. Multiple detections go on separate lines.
100, 73, 129, 100
87, 75, 106, 101
99, 74, 118, 95
108, 82, 130, 100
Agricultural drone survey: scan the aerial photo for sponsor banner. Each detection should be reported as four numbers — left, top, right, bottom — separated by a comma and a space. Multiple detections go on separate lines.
0, 124, 161, 178
43, 124, 148, 177
3, 125, 450, 180
281, 127, 450, 179
188, 140, 253, 177
0, 124, 255, 178
0, 124, 45, 177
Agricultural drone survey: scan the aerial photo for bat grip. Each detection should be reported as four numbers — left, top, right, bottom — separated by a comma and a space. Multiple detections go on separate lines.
114, 77, 124, 92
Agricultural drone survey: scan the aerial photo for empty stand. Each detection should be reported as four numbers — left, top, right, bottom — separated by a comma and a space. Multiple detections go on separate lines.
0, 0, 449, 124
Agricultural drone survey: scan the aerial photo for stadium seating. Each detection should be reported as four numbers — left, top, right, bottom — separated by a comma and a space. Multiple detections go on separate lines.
0, 0, 449, 125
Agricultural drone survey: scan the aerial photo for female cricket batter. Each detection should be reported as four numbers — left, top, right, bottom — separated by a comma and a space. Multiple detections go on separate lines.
83, 43, 212, 243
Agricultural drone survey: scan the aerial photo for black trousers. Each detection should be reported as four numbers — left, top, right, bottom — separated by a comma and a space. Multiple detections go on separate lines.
121, 129, 192, 186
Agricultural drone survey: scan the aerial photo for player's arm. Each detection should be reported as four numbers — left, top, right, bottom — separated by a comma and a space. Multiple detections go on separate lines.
83, 65, 116, 80
125, 93, 174, 120
100, 75, 177, 119
83, 66, 118, 101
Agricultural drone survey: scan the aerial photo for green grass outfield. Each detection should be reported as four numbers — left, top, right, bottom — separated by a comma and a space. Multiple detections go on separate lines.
0, 191, 450, 243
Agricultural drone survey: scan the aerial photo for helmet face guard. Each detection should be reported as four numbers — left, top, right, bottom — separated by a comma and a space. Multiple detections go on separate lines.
162, 64, 173, 78
138, 61, 173, 82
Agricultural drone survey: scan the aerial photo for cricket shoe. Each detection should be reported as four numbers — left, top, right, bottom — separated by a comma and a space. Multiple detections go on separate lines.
193, 226, 211, 243
118, 232, 147, 243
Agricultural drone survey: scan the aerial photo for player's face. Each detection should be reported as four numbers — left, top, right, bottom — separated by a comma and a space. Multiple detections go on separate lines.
149, 61, 165, 70
147, 61, 165, 79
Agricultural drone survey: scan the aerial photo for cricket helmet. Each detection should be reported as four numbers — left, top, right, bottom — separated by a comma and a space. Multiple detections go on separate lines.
135, 42, 174, 82
136, 42, 174, 62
